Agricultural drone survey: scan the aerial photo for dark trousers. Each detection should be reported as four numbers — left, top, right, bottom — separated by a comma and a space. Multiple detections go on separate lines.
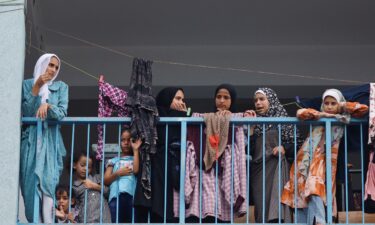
109, 192, 133, 223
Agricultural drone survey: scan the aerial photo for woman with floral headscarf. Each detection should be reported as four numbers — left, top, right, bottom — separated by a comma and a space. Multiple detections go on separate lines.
281, 89, 368, 225
20, 53, 68, 223
245, 87, 300, 223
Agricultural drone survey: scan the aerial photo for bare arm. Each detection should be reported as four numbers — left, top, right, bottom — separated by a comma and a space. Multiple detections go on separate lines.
104, 166, 116, 186
131, 139, 142, 174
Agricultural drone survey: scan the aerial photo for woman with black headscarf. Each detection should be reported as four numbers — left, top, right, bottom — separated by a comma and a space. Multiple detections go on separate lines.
134, 87, 189, 222
185, 84, 247, 223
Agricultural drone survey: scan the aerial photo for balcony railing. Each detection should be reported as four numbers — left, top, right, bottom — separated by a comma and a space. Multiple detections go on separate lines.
19, 117, 369, 224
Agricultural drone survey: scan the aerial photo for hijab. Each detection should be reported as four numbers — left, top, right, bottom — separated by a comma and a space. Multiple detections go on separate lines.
156, 87, 184, 117
321, 88, 350, 123
253, 87, 295, 144
214, 84, 237, 112
33, 53, 61, 104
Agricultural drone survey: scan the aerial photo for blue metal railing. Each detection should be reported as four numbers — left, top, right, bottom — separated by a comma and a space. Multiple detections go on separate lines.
19, 117, 368, 224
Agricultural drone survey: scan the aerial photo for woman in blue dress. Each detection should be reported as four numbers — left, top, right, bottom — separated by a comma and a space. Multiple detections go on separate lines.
20, 53, 68, 223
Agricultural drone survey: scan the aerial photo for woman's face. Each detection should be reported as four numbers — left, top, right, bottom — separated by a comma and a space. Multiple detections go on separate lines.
215, 88, 232, 111
170, 90, 185, 110
323, 96, 340, 114
45, 57, 59, 79
254, 92, 270, 115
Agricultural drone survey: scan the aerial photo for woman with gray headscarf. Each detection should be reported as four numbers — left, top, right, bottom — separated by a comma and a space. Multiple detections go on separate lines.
20, 53, 68, 223
245, 87, 299, 223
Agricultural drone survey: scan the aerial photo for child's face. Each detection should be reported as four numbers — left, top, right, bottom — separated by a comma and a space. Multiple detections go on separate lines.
74, 156, 92, 180
215, 88, 232, 111
121, 131, 132, 154
323, 96, 340, 114
56, 191, 75, 213
254, 93, 270, 115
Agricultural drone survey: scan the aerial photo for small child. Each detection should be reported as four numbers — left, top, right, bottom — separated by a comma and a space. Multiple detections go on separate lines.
72, 150, 111, 223
55, 184, 78, 223
281, 89, 368, 224
104, 128, 141, 223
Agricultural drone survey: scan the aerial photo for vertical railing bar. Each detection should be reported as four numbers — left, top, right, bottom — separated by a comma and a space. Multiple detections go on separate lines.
215, 155, 218, 223
179, 121, 187, 223
278, 124, 281, 224
293, 124, 297, 224
246, 124, 250, 224
360, 123, 365, 224
53, 125, 59, 224
325, 120, 332, 224
164, 125, 169, 223
33, 119, 42, 223
344, 125, 349, 224
68, 123, 75, 222
84, 123, 91, 224
309, 124, 313, 163
100, 123, 106, 224
199, 124, 203, 224
262, 123, 266, 224
116, 124, 121, 224
231, 124, 235, 223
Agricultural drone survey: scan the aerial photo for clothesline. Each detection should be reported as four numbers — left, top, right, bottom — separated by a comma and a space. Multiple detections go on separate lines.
27, 43, 304, 109
36, 24, 366, 85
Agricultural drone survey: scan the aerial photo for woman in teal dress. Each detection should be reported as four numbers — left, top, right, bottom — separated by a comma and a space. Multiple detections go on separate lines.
20, 53, 68, 223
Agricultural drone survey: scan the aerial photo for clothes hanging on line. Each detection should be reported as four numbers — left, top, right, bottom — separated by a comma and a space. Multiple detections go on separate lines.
126, 58, 158, 200
369, 83, 375, 145
97, 79, 129, 160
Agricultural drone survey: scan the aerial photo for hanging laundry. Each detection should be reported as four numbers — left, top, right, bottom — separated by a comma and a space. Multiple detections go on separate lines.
126, 58, 158, 200
369, 83, 375, 145
97, 76, 129, 160
203, 113, 230, 171
365, 151, 375, 213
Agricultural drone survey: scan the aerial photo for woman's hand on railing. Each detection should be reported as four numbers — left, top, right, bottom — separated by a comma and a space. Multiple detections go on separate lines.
35, 103, 50, 119
272, 145, 285, 156
216, 109, 231, 116
244, 110, 256, 118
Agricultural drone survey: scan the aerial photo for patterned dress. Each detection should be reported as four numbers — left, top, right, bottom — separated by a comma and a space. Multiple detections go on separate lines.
281, 102, 368, 216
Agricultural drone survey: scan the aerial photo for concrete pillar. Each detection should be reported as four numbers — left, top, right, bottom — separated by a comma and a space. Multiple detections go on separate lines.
0, 1, 25, 224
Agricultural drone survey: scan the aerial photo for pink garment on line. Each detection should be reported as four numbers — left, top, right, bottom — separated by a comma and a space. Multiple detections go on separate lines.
97, 80, 129, 160
369, 83, 375, 145
365, 151, 375, 201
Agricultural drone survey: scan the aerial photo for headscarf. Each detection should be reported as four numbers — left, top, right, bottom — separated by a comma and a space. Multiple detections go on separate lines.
321, 88, 350, 123
156, 87, 184, 117
253, 87, 295, 144
33, 53, 61, 104
214, 84, 237, 112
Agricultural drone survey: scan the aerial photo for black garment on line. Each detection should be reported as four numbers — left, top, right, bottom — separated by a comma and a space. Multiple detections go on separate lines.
127, 58, 158, 202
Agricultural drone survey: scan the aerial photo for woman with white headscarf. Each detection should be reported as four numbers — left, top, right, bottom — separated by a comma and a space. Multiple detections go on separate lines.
20, 53, 68, 223
281, 89, 368, 225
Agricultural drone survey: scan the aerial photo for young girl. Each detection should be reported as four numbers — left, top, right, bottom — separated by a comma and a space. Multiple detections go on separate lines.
55, 184, 78, 223
281, 89, 368, 224
178, 84, 247, 223
72, 150, 111, 223
104, 129, 141, 223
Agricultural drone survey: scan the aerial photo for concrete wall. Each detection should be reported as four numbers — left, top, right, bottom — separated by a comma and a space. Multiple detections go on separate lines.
0, 1, 25, 224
